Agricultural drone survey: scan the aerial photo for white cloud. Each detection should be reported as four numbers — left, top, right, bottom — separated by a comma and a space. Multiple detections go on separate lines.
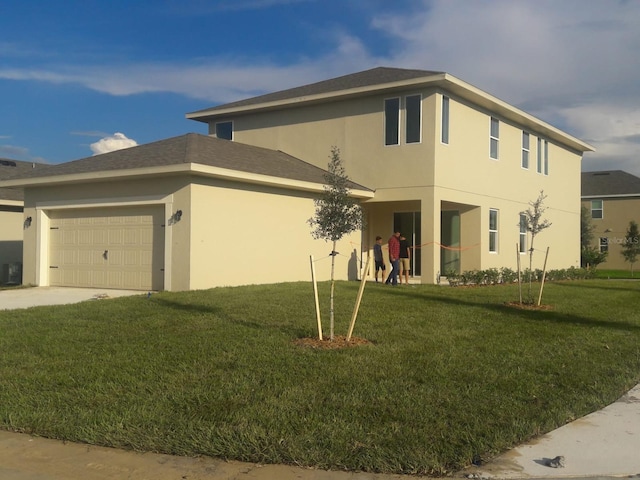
90, 133, 138, 156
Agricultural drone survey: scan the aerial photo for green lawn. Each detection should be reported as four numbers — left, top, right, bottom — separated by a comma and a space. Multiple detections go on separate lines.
593, 268, 638, 279
1, 280, 639, 475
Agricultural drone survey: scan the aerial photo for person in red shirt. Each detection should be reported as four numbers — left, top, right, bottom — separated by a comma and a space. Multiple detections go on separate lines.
385, 230, 401, 286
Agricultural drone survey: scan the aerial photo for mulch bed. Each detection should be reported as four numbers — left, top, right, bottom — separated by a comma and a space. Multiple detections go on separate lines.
504, 301, 553, 311
293, 335, 373, 350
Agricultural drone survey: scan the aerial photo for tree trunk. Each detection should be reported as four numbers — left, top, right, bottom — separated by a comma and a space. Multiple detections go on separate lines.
330, 240, 336, 341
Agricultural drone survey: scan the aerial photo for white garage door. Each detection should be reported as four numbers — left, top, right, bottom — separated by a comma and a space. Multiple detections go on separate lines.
49, 206, 165, 291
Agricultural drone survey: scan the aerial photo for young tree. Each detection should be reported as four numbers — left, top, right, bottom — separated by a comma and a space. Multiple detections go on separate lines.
308, 146, 364, 340
621, 220, 640, 277
581, 205, 607, 269
521, 191, 552, 303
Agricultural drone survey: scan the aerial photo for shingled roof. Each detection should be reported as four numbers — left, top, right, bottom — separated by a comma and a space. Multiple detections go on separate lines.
582, 170, 640, 197
1, 134, 371, 192
188, 66, 443, 117
0, 158, 47, 202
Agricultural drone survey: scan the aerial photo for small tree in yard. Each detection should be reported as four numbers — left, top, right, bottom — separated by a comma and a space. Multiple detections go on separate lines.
621, 220, 640, 277
521, 191, 552, 303
308, 146, 364, 340
581, 205, 608, 269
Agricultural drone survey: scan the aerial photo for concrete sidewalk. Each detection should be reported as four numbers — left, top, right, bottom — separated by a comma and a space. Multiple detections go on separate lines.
464, 382, 640, 479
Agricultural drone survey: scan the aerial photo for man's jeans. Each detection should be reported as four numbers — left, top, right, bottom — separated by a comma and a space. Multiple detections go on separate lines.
386, 259, 399, 285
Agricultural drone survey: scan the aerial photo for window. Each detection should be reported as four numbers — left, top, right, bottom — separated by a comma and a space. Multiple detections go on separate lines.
490, 117, 499, 159
489, 209, 499, 252
591, 200, 603, 219
405, 94, 421, 144
441, 95, 450, 144
384, 98, 400, 146
519, 213, 527, 253
215, 121, 233, 140
537, 138, 543, 173
521, 132, 530, 169
543, 140, 549, 175
600, 237, 609, 253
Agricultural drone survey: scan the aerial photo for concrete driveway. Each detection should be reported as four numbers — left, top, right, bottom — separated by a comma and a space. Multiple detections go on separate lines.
0, 286, 144, 310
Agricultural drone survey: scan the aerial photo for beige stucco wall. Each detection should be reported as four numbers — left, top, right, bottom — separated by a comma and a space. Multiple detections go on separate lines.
433, 93, 582, 274
217, 89, 584, 282
213, 89, 439, 190
19, 175, 361, 291
0, 208, 24, 273
188, 179, 361, 290
581, 197, 640, 270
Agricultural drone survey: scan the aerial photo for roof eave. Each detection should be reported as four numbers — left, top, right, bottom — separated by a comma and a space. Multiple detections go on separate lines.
186, 72, 450, 121
0, 164, 374, 199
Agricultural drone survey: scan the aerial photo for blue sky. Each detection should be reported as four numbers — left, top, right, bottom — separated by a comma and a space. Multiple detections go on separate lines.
1, 0, 639, 176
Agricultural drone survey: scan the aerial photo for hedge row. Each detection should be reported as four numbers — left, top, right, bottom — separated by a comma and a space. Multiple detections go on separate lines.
443, 266, 596, 287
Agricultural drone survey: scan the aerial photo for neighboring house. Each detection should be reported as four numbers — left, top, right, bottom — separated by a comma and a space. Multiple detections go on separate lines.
581, 170, 640, 270
0, 67, 594, 291
0, 159, 45, 284
0, 135, 371, 291
187, 67, 593, 282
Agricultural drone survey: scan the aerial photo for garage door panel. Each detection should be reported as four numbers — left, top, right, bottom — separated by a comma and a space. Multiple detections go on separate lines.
49, 206, 164, 291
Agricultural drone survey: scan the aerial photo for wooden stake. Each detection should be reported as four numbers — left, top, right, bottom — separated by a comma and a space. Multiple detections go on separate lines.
537, 246, 550, 307
310, 255, 323, 340
516, 243, 522, 304
347, 255, 372, 342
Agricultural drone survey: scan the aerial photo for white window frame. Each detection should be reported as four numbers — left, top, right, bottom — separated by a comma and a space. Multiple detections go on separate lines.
405, 94, 422, 144
215, 121, 233, 140
521, 132, 530, 169
537, 138, 543, 173
599, 237, 609, 253
441, 95, 450, 144
384, 97, 401, 146
591, 199, 603, 219
489, 208, 499, 253
519, 213, 527, 254
490, 117, 499, 160
543, 139, 549, 175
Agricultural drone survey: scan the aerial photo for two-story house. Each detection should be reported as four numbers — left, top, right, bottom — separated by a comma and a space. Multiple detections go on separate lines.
0, 67, 593, 291
188, 67, 594, 282
582, 170, 640, 270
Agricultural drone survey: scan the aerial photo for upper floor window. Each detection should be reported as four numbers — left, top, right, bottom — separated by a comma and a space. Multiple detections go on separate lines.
441, 96, 450, 144
215, 121, 233, 140
405, 94, 422, 144
591, 200, 603, 219
490, 117, 499, 159
489, 208, 499, 252
519, 213, 527, 253
384, 97, 400, 146
521, 132, 530, 169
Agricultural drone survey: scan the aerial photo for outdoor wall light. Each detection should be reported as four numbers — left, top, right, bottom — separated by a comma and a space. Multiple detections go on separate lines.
24, 216, 32, 229
175, 210, 182, 221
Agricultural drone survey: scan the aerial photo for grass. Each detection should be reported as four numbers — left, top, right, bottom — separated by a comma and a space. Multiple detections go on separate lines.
1, 280, 640, 475
593, 268, 638, 279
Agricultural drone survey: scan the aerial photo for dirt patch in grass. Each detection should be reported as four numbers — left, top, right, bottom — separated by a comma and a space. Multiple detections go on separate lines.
293, 335, 373, 350
504, 301, 553, 311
